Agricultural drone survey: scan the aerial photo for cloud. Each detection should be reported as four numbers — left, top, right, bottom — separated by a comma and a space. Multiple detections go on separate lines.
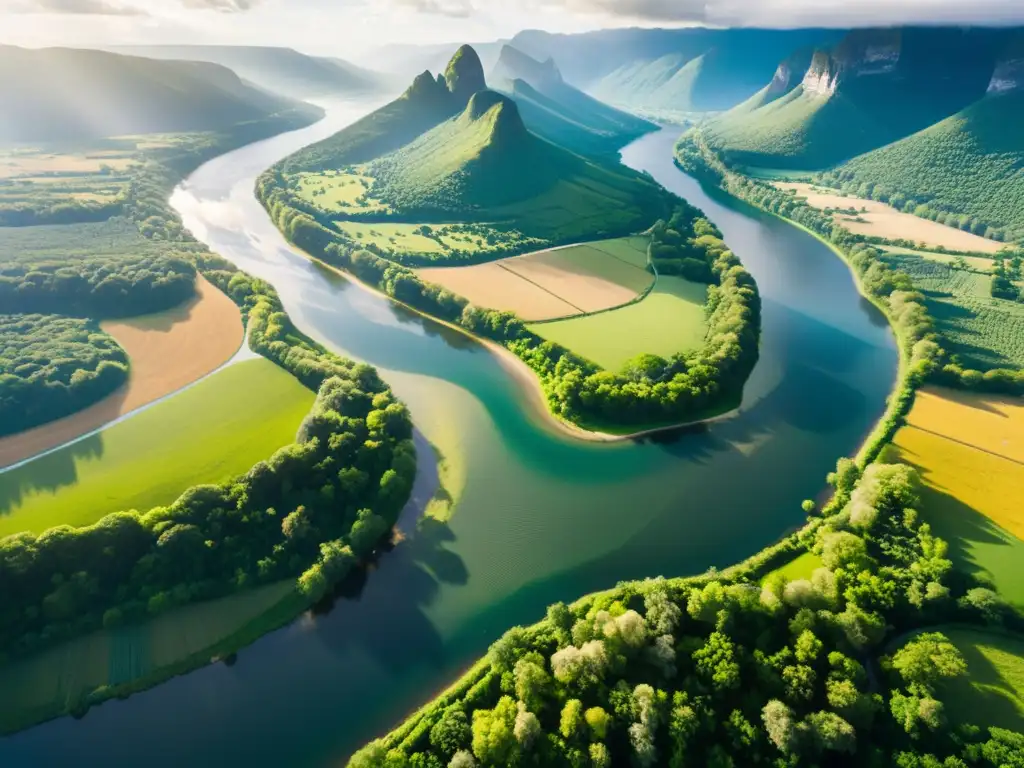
8, 0, 147, 14
179, 0, 261, 10
391, 0, 475, 18
546, 0, 709, 23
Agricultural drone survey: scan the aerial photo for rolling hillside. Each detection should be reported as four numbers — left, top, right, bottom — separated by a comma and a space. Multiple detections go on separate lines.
832, 35, 1024, 242
111, 45, 392, 98
510, 27, 844, 113
703, 27, 1016, 170
489, 45, 655, 156
0, 46, 318, 143
280, 45, 671, 242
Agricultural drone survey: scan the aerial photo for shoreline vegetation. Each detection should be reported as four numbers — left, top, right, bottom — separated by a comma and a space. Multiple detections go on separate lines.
348, 128, 1023, 768
0, 111, 420, 732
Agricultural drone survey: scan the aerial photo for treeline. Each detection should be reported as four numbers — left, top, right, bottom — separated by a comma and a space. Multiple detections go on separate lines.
0, 248, 196, 318
676, 132, 1024, 397
0, 197, 125, 228
0, 267, 415, 662
0, 314, 128, 437
352, 461, 1023, 767
259, 181, 761, 430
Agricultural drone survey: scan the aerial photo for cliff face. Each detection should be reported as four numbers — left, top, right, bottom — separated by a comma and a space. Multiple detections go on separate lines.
801, 29, 901, 96
988, 34, 1024, 94
765, 49, 814, 99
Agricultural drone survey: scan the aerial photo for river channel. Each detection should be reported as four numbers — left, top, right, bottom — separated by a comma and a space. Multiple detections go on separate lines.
1, 102, 897, 766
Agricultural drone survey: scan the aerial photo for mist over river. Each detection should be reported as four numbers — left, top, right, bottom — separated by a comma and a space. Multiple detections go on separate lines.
0, 104, 897, 767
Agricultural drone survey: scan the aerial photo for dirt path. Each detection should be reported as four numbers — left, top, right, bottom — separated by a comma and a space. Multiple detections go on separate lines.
0, 275, 244, 469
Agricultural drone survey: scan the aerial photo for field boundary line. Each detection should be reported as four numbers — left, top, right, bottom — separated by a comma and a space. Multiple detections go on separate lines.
496, 262, 587, 315
903, 424, 1023, 467
586, 241, 654, 273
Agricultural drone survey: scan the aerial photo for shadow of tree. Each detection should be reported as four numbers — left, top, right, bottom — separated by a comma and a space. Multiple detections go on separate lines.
0, 434, 105, 518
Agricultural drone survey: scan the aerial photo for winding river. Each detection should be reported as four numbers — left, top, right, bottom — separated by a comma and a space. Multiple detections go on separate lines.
0, 102, 897, 766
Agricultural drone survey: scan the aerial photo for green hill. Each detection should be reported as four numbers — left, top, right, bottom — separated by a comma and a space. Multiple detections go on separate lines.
281, 45, 484, 173
367, 90, 669, 239
110, 45, 392, 98
832, 91, 1024, 242
703, 27, 1014, 170
489, 45, 655, 156
0, 46, 318, 143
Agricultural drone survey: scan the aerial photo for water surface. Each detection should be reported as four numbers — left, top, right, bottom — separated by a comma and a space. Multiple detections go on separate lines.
0, 106, 897, 767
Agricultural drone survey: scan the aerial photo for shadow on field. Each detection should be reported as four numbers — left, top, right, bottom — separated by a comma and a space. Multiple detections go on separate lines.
0, 434, 105, 518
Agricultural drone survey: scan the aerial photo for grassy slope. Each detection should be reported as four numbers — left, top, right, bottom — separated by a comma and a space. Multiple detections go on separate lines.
529, 275, 708, 371
0, 358, 314, 536
368, 92, 669, 241
0, 45, 317, 143
838, 91, 1024, 240
937, 627, 1024, 732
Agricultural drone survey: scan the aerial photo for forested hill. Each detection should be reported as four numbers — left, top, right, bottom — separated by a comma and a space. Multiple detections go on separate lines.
0, 46, 320, 143
489, 45, 655, 156
509, 27, 844, 114
703, 26, 1021, 170
828, 32, 1024, 242
111, 45, 392, 98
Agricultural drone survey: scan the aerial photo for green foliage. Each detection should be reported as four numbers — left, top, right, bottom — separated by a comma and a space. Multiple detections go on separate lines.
0, 314, 128, 437
358, 463, 1016, 767
832, 91, 1024, 243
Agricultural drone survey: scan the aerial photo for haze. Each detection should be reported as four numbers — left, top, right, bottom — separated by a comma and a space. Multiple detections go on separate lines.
4, 0, 1024, 55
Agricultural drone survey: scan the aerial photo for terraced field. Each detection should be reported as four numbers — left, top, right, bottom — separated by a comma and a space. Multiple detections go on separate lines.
0, 358, 314, 537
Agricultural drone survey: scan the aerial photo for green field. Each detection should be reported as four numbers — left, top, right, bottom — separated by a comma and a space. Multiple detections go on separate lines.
529, 275, 708, 371
292, 170, 390, 215
880, 251, 1024, 370
529, 237, 653, 293
0, 358, 314, 536
565, 235, 651, 271
762, 551, 823, 583
879, 246, 996, 272
0, 580, 295, 733
332, 220, 541, 260
933, 627, 1024, 732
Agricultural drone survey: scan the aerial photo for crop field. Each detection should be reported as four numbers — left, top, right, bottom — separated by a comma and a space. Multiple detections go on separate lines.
292, 170, 390, 215
0, 358, 315, 537
0, 148, 136, 178
879, 246, 996, 272
776, 183, 1004, 254
889, 388, 1024, 606
418, 237, 653, 321
932, 627, 1024, 732
529, 275, 708, 371
0, 276, 244, 469
880, 251, 1024, 370
0, 581, 294, 733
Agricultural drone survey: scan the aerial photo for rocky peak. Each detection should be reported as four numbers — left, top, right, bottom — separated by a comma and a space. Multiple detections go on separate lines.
444, 45, 487, 106
492, 44, 562, 88
404, 70, 449, 103
464, 90, 528, 146
801, 29, 903, 96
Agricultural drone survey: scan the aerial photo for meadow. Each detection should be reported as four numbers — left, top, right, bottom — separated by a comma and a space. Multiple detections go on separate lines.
888, 387, 1024, 606
762, 550, 823, 583
418, 236, 653, 321
333, 220, 542, 261
292, 169, 390, 215
529, 275, 708, 371
879, 245, 996, 273
0, 358, 315, 537
0, 581, 294, 734
933, 627, 1024, 733
880, 251, 1024, 371
775, 183, 1003, 254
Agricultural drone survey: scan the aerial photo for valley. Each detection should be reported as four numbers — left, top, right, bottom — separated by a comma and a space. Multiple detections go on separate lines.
0, 14, 1021, 768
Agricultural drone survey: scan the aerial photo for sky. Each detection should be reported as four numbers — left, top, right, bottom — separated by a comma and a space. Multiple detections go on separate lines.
3, 0, 1024, 56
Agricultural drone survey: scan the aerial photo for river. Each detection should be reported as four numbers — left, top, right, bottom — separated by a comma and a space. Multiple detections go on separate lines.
0, 102, 897, 766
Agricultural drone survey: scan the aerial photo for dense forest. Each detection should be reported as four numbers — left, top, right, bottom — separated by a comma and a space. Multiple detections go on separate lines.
260, 185, 760, 430
352, 460, 1023, 766
676, 132, 1024, 397
0, 314, 129, 437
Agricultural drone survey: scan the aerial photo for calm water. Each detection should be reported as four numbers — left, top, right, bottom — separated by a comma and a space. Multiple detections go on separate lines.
0, 105, 897, 767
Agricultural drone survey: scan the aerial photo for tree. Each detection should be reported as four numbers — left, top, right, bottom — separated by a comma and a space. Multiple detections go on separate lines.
513, 654, 551, 714
589, 743, 611, 768
513, 703, 540, 749
559, 699, 584, 740
430, 708, 471, 758
448, 751, 476, 768
584, 707, 609, 740
804, 711, 856, 754
891, 633, 966, 690
763, 699, 797, 754
471, 696, 517, 765
693, 631, 741, 692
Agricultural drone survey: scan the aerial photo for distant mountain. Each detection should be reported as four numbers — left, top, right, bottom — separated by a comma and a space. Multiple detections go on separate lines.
832, 32, 1024, 242
110, 45, 392, 98
509, 28, 845, 114
489, 45, 655, 156
0, 46, 319, 143
283, 46, 671, 241
368, 40, 506, 81
703, 27, 1016, 170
